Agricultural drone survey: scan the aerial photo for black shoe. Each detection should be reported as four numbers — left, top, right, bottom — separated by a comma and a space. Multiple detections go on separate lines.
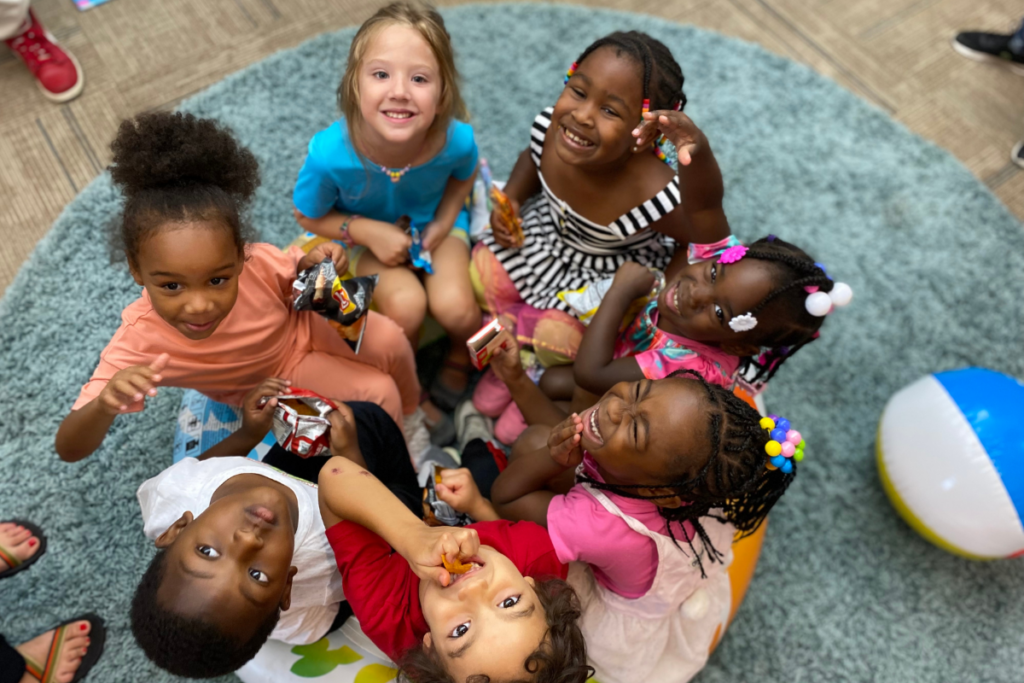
1012, 139, 1024, 170
951, 31, 1024, 75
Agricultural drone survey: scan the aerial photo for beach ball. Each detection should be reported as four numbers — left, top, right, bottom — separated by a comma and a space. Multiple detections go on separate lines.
877, 368, 1024, 559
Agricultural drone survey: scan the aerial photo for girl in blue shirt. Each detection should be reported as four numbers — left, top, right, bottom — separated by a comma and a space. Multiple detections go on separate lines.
294, 2, 480, 421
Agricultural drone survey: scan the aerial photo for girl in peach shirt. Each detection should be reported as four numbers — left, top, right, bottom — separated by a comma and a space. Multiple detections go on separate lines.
56, 112, 419, 462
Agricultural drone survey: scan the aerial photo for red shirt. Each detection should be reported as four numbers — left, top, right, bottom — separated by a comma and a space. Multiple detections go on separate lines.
325, 520, 567, 661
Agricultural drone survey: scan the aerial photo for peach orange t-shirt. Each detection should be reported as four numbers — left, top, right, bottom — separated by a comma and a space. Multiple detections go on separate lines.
73, 243, 311, 411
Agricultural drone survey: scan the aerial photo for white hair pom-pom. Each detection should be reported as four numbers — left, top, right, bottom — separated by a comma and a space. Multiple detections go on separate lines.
729, 313, 758, 332
805, 291, 833, 317
829, 282, 853, 307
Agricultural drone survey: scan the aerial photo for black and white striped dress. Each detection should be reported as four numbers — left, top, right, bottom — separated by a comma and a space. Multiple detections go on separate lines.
481, 107, 681, 315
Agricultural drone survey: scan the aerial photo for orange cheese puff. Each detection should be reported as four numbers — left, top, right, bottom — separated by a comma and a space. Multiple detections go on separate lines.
443, 554, 472, 574
490, 186, 524, 246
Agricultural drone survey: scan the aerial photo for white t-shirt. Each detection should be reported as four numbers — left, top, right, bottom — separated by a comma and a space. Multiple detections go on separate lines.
137, 457, 345, 644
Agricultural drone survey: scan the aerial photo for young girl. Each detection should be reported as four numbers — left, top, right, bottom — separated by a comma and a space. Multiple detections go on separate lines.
474, 31, 730, 369
55, 111, 420, 462
490, 372, 801, 683
482, 233, 852, 443
293, 2, 481, 416
317, 437, 593, 682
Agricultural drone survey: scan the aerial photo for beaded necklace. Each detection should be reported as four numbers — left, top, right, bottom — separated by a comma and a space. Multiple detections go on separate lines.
380, 163, 412, 183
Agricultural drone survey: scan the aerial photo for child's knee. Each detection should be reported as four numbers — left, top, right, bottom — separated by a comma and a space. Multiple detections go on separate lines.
375, 288, 427, 337
430, 287, 482, 336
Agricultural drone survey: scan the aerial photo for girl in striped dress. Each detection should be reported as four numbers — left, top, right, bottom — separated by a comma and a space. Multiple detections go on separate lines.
473, 31, 731, 369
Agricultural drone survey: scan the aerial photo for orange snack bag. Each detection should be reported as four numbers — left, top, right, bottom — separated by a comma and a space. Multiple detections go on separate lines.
490, 185, 523, 246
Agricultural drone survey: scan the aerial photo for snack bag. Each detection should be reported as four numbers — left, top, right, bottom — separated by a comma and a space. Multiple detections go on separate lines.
259, 389, 338, 459
467, 319, 512, 370
557, 269, 665, 325
293, 258, 377, 353
397, 215, 434, 274
421, 463, 472, 527
481, 159, 523, 247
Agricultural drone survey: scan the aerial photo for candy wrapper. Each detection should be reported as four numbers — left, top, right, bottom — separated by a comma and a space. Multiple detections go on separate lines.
467, 319, 512, 370
259, 389, 338, 459
293, 258, 377, 353
396, 215, 434, 274
419, 462, 472, 527
480, 159, 523, 247
557, 269, 665, 325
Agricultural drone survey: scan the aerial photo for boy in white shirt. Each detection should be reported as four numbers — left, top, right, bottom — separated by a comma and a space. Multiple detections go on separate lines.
130, 379, 419, 678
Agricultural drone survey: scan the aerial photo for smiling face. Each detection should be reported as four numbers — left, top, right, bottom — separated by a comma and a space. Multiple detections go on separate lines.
552, 46, 645, 168
419, 546, 549, 682
578, 378, 712, 490
657, 257, 777, 352
356, 23, 442, 150
130, 221, 244, 341
154, 474, 300, 641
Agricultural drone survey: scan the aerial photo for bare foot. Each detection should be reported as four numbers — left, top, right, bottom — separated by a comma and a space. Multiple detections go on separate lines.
17, 620, 92, 683
0, 522, 41, 572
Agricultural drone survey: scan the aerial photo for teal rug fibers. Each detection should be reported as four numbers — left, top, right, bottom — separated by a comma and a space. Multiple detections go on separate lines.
1, 4, 1023, 682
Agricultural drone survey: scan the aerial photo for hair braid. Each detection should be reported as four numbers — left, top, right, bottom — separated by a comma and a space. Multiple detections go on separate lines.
732, 237, 837, 385
571, 31, 686, 113
576, 371, 796, 577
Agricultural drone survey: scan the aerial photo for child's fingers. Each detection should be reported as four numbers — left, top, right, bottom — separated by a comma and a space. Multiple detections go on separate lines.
149, 353, 170, 375
111, 379, 143, 404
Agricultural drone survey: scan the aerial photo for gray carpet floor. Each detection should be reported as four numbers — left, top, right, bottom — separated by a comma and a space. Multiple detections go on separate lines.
1, 4, 1023, 681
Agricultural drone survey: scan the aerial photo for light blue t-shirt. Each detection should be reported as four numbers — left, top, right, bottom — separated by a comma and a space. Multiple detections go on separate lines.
293, 118, 479, 232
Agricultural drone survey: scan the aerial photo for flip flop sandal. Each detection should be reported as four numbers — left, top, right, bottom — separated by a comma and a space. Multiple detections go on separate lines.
0, 519, 47, 580
430, 361, 475, 412
23, 613, 106, 683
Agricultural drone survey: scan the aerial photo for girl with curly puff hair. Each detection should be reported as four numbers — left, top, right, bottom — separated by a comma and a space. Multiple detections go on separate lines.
55, 111, 421, 462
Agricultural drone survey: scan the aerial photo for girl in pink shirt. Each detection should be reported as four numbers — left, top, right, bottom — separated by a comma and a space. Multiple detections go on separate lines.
55, 112, 420, 462
481, 234, 852, 443
491, 372, 803, 683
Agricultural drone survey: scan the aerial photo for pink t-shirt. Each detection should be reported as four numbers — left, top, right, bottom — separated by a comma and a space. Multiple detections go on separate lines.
547, 454, 696, 599
73, 243, 309, 411
613, 300, 740, 385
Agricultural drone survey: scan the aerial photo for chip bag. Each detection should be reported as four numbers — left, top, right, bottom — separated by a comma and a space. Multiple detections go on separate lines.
258, 389, 338, 459
396, 215, 434, 274
293, 258, 377, 353
421, 462, 472, 527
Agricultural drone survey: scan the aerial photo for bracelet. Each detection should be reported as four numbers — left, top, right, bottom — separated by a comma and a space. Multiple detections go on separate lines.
338, 214, 361, 247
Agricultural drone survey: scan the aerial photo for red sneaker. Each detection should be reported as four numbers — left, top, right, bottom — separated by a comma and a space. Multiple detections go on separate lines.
4, 9, 84, 103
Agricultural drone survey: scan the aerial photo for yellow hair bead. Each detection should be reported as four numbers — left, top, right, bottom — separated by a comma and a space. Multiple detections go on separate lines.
759, 417, 776, 430
765, 440, 782, 457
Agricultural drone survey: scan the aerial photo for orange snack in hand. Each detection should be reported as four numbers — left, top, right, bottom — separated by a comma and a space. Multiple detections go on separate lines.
490, 186, 524, 246
443, 554, 472, 575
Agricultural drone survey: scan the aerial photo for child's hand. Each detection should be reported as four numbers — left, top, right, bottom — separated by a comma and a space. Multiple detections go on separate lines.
436, 468, 488, 518
327, 403, 360, 460
488, 330, 525, 387
239, 378, 291, 441
548, 412, 584, 469
421, 220, 451, 252
299, 241, 349, 275
98, 354, 169, 415
633, 111, 703, 166
611, 261, 657, 301
407, 524, 480, 587
367, 221, 413, 267
490, 198, 522, 248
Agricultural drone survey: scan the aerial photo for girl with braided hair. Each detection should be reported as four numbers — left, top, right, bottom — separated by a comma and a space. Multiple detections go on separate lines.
490, 371, 800, 683
480, 234, 851, 442
472, 31, 730, 371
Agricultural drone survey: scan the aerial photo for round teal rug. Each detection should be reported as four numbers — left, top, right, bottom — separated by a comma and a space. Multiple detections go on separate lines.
1, 4, 1022, 682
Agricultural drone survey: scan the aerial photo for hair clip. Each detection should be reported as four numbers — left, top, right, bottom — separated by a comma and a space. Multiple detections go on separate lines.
564, 62, 578, 85
759, 415, 803, 474
804, 282, 853, 316
717, 244, 748, 265
674, 100, 683, 111
729, 312, 757, 332
766, 234, 777, 242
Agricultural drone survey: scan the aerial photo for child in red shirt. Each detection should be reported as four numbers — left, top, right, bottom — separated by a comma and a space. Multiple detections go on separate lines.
316, 425, 592, 683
